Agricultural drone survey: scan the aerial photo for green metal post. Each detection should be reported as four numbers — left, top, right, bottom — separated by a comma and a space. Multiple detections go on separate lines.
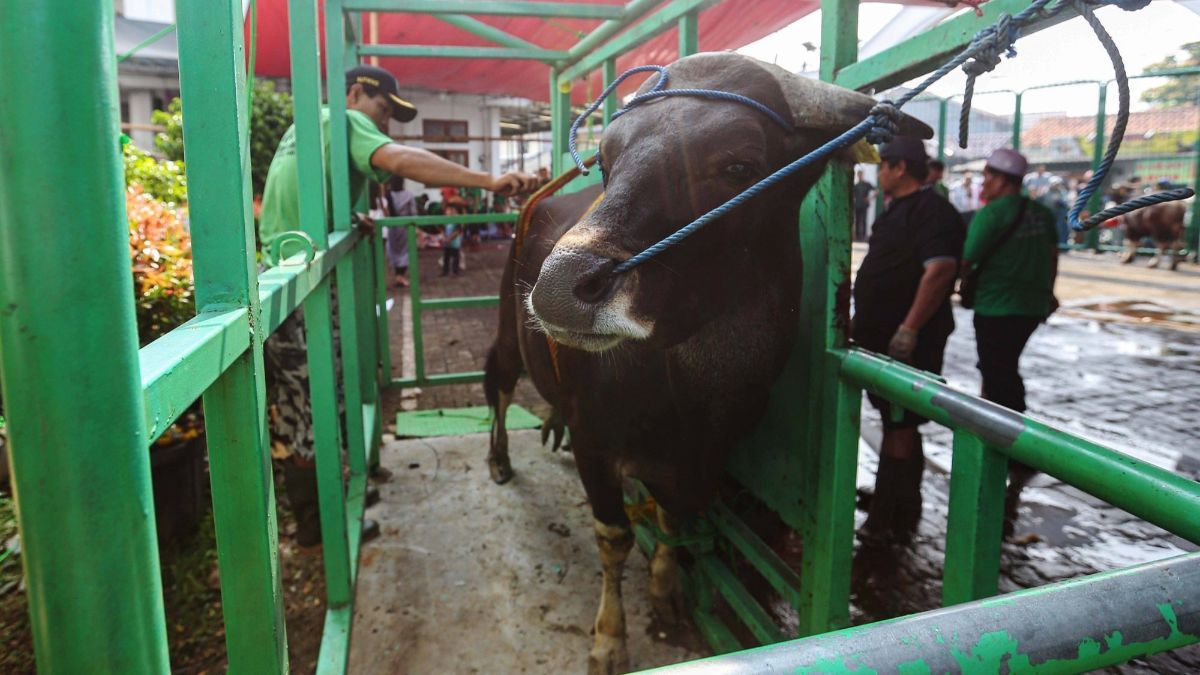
175, 0, 289, 670
937, 98, 947, 162
796, 0, 860, 636
1085, 82, 1107, 251
603, 58, 618, 126
1189, 111, 1200, 258
1011, 91, 1022, 151
678, 10, 699, 57
550, 67, 572, 176
942, 431, 1006, 605
326, 0, 371, 476
289, 0, 354, 609
0, 2, 169, 671
407, 226, 427, 384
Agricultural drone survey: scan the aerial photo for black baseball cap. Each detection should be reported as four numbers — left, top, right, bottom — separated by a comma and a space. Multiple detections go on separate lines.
346, 65, 418, 122
878, 136, 928, 164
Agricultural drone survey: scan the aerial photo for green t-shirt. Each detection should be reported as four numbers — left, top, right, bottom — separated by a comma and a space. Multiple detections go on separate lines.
963, 194, 1057, 317
259, 108, 392, 263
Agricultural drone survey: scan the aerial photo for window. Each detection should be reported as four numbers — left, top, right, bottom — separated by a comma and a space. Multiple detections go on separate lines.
431, 149, 469, 166
422, 119, 469, 142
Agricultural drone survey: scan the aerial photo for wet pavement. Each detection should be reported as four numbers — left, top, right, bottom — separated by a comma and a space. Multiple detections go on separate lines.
381, 240, 1200, 671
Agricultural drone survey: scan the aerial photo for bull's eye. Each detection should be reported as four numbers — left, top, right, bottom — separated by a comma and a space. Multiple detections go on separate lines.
722, 162, 755, 183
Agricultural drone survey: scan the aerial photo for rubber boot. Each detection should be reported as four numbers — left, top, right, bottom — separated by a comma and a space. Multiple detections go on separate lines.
861, 453, 925, 546
283, 461, 323, 548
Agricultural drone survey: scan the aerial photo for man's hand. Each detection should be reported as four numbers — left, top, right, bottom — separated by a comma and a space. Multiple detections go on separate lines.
353, 213, 377, 238
888, 325, 918, 362
487, 171, 539, 197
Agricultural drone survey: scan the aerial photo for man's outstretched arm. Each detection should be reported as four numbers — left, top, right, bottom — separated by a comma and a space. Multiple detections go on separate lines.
370, 143, 537, 196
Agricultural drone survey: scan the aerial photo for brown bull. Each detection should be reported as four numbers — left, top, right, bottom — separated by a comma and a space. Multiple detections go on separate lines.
1118, 201, 1187, 271
483, 52, 930, 674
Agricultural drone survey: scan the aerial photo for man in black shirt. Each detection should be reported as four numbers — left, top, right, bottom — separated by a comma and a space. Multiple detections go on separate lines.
852, 136, 965, 543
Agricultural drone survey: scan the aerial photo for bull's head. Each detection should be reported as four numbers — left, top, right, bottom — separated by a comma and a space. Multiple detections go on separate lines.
529, 52, 931, 352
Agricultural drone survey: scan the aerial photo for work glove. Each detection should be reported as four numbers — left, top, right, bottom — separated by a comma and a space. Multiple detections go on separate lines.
887, 325, 918, 362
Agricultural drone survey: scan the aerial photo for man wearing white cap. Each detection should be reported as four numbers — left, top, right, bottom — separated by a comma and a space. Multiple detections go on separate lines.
961, 148, 1059, 534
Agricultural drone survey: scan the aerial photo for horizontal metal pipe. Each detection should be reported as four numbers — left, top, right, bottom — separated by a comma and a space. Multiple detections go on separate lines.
358, 44, 569, 61
641, 551, 1200, 673
839, 347, 1200, 544
433, 14, 539, 50
343, 0, 624, 19
391, 371, 486, 388
558, 0, 721, 85
562, 0, 665, 66
376, 213, 519, 226
140, 307, 250, 440
419, 295, 500, 311
258, 229, 359, 335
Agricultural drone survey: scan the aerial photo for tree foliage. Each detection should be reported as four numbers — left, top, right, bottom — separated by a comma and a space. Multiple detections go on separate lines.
1140, 42, 1200, 108
152, 78, 295, 195
124, 142, 188, 206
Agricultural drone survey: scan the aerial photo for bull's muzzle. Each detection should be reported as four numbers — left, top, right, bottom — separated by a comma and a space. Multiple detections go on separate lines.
529, 248, 648, 351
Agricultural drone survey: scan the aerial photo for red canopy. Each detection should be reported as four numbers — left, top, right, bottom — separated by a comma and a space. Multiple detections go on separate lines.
249, 1, 818, 103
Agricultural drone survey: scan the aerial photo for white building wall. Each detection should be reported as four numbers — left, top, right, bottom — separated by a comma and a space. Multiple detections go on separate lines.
384, 89, 505, 203
120, 0, 174, 22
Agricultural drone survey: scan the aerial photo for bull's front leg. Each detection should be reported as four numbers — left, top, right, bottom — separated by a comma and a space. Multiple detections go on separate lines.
648, 506, 686, 625
591, 519, 634, 675
1120, 237, 1137, 264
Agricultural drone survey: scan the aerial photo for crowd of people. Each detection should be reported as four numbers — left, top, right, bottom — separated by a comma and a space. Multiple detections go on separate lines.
852, 137, 1060, 546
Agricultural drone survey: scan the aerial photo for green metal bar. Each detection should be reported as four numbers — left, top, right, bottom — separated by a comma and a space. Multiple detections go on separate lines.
640, 551, 1200, 674
373, 230, 392, 464
349, 234, 381, 471
377, 212, 517, 226
559, 0, 721, 85
392, 371, 486, 389
937, 98, 947, 161
839, 348, 1200, 543
433, 13, 541, 49
550, 67, 571, 176
359, 44, 569, 61
677, 9, 698, 57
694, 556, 787, 645
175, 0, 288, 670
0, 1, 169, 670
290, 0, 354, 613
603, 58, 618, 125
942, 431, 1006, 606
258, 230, 359, 334
344, 0, 625, 18
419, 295, 500, 310
563, 0, 666, 65
834, 0, 1079, 92
406, 225, 427, 383
707, 503, 802, 610
790, 0, 861, 637
141, 308, 251, 441
317, 605, 353, 675
1190, 107, 1200, 257
1012, 91, 1023, 151
116, 22, 178, 63
325, 0, 353, 231
1085, 82, 1107, 251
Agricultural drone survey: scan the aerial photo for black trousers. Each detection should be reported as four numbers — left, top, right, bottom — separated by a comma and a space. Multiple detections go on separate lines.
973, 314, 1042, 412
441, 248, 460, 275
854, 207, 869, 241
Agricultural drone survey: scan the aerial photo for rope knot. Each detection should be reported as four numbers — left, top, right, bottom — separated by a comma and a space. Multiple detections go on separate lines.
866, 101, 899, 145
962, 14, 1017, 78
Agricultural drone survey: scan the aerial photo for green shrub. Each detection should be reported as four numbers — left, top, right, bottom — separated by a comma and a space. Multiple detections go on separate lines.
124, 142, 187, 206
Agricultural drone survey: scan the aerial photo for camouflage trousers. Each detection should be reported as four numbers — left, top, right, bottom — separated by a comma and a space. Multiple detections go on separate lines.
263, 305, 343, 463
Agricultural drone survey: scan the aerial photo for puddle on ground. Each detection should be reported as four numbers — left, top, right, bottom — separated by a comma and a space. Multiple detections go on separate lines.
1070, 299, 1200, 329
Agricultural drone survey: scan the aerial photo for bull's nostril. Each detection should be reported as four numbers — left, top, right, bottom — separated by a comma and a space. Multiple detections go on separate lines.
573, 259, 618, 305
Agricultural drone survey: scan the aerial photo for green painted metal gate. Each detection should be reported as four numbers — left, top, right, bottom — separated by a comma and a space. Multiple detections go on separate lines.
0, 1, 1197, 673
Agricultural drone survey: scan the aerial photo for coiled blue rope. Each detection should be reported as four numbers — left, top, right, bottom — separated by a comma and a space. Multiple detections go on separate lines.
568, 0, 1191, 274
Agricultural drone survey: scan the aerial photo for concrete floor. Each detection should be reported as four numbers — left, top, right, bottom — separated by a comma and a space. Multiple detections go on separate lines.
347, 430, 706, 674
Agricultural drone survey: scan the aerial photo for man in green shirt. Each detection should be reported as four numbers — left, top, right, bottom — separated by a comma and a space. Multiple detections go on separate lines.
261, 65, 537, 548
961, 148, 1059, 536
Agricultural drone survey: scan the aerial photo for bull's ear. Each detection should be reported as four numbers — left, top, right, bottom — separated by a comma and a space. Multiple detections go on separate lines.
758, 60, 933, 140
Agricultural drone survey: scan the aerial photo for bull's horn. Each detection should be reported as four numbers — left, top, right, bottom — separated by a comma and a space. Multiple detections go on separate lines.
758, 58, 934, 140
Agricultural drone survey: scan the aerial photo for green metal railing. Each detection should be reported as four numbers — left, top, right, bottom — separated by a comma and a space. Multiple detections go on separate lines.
3, 0, 1198, 673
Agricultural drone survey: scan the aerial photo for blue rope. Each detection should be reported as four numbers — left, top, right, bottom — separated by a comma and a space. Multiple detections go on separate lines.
567, 0, 1190, 274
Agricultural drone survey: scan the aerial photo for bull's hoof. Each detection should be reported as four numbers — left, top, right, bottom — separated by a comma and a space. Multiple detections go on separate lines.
1147, 257, 1160, 269
541, 411, 567, 452
650, 583, 687, 626
1169, 257, 1181, 272
488, 454, 514, 485
587, 634, 629, 675
1119, 253, 1134, 264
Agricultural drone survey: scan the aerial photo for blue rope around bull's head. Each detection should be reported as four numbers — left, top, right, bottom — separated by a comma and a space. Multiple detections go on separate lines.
567, 0, 1191, 276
